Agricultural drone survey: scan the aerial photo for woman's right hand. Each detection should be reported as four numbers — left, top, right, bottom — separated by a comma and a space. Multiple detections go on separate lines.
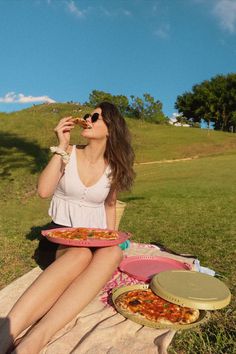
54, 116, 75, 150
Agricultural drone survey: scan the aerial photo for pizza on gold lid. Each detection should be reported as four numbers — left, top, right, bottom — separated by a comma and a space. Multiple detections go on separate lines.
115, 288, 199, 325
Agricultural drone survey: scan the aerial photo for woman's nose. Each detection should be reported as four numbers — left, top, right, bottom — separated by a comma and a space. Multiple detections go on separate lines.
86, 115, 92, 123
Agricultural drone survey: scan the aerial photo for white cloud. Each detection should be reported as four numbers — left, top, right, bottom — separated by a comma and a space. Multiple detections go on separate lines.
154, 23, 170, 39
66, 0, 86, 18
46, 1, 131, 20
0, 92, 56, 104
100, 6, 112, 17
213, 0, 236, 33
99, 6, 132, 18
123, 10, 132, 17
152, 1, 168, 14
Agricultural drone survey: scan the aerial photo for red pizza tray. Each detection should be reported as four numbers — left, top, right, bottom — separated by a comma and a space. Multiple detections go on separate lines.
41, 227, 131, 247
119, 255, 191, 282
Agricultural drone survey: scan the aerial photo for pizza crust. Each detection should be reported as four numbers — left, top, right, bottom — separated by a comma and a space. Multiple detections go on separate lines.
73, 117, 92, 129
179, 308, 199, 324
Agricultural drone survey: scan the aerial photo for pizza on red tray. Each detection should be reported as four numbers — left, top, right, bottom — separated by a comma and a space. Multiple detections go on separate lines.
47, 228, 119, 241
115, 288, 199, 325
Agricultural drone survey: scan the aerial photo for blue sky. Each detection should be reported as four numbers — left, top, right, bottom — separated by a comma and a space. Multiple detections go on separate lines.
0, 0, 235, 117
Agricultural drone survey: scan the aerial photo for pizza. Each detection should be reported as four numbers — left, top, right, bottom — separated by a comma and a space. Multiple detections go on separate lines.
47, 228, 119, 241
115, 289, 199, 325
72, 117, 92, 129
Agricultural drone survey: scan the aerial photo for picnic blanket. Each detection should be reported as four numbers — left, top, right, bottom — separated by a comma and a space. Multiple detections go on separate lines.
0, 243, 197, 354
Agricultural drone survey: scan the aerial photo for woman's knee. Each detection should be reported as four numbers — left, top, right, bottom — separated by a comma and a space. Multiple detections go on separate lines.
59, 247, 93, 264
97, 246, 123, 264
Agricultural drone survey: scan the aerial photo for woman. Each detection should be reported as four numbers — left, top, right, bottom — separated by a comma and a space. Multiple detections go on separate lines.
0, 102, 135, 354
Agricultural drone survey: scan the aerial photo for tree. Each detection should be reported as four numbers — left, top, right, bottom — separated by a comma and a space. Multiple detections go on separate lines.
87, 90, 167, 124
128, 93, 167, 124
175, 73, 236, 131
112, 95, 129, 115
128, 95, 145, 119
88, 90, 129, 115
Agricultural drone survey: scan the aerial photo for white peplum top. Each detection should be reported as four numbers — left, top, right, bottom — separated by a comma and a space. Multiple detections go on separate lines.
48, 145, 111, 228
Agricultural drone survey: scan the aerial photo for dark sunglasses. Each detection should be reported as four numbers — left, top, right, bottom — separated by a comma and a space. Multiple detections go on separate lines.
83, 112, 101, 123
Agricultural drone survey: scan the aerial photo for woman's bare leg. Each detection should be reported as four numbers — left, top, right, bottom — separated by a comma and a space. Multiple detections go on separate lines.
13, 246, 123, 354
0, 247, 93, 354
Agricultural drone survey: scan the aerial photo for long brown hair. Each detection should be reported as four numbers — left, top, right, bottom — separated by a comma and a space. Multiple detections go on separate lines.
97, 102, 135, 192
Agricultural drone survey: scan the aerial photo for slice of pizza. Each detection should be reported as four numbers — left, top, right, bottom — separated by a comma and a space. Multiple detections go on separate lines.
72, 117, 92, 129
90, 230, 119, 240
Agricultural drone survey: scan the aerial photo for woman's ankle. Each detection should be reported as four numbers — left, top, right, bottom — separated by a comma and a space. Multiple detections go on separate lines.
15, 325, 49, 354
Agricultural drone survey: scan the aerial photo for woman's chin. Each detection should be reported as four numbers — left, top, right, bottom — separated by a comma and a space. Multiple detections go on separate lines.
81, 130, 92, 138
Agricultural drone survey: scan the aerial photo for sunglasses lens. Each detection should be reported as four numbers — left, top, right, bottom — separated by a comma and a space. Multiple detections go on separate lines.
83, 113, 90, 120
91, 113, 99, 123
83, 112, 100, 122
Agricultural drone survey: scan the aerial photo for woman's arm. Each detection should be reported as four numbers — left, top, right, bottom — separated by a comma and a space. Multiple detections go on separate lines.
37, 154, 67, 198
104, 189, 117, 230
37, 117, 74, 198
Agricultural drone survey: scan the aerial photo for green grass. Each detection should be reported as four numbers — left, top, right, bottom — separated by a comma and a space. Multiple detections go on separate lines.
120, 155, 236, 354
0, 103, 236, 353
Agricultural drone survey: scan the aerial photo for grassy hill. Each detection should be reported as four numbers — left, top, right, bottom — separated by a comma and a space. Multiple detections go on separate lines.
0, 103, 235, 353
2, 103, 236, 163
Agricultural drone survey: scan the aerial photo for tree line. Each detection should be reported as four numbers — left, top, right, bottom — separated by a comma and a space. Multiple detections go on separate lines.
175, 73, 236, 132
86, 90, 168, 125
84, 72, 236, 131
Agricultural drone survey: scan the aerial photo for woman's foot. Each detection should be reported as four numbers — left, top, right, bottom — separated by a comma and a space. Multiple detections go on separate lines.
11, 338, 40, 354
11, 324, 49, 354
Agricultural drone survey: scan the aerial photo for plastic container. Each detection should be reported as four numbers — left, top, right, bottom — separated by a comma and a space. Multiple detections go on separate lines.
112, 270, 231, 329
119, 255, 191, 282
112, 284, 210, 330
150, 270, 231, 310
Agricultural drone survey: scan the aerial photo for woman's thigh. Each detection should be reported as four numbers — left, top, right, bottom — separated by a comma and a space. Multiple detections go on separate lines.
55, 245, 92, 259
55, 246, 94, 269
93, 246, 123, 266
55, 244, 70, 259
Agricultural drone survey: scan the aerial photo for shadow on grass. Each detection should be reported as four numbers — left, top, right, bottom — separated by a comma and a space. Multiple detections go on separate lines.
26, 223, 62, 270
150, 240, 197, 258
0, 132, 49, 179
25, 223, 53, 241
121, 196, 145, 202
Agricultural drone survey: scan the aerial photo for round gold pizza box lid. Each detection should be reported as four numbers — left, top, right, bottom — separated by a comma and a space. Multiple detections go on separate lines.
150, 270, 231, 310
